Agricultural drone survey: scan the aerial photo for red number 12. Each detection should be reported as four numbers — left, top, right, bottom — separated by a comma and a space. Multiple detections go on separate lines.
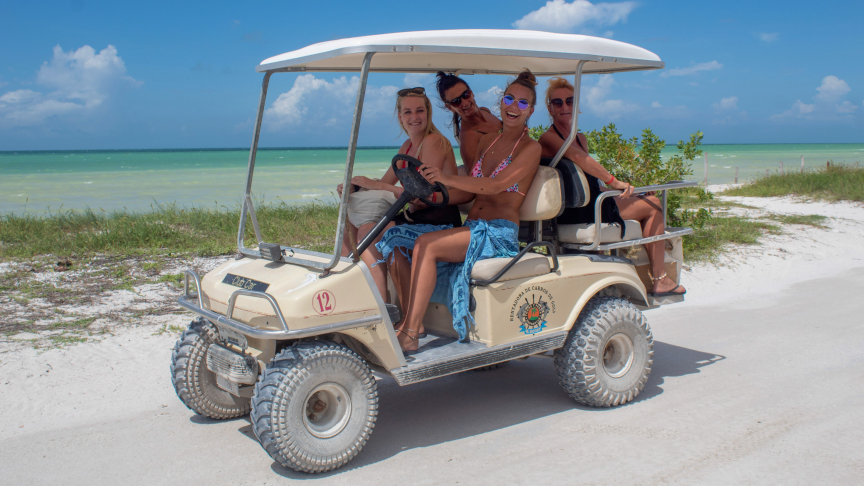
317, 292, 332, 312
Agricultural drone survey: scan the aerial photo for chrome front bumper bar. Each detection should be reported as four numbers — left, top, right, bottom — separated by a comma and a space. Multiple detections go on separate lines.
179, 269, 382, 340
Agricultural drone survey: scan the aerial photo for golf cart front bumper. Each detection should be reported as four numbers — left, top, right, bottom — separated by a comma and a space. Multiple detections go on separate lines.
177, 270, 383, 340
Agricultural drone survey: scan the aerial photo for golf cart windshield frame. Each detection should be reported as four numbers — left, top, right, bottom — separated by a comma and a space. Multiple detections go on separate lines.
236, 37, 675, 272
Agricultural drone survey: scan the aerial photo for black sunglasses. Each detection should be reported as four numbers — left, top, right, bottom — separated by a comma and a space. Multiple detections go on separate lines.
447, 88, 472, 107
398, 86, 425, 97
549, 97, 574, 108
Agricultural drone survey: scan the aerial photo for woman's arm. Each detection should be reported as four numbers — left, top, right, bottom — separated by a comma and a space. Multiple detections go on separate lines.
538, 131, 634, 197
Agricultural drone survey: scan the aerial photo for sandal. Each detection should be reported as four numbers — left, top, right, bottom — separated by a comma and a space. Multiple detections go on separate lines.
648, 272, 687, 297
396, 328, 422, 353
392, 320, 426, 339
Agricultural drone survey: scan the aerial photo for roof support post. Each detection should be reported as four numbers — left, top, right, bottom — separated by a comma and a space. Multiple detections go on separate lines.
324, 52, 375, 274
549, 61, 586, 169
238, 72, 272, 253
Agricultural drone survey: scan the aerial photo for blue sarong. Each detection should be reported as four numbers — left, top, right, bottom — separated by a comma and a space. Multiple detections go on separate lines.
375, 219, 519, 341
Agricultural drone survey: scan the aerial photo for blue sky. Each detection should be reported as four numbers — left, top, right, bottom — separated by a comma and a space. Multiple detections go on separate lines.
1, 0, 862, 150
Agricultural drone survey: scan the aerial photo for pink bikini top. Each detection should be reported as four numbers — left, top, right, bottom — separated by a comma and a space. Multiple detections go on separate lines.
470, 129, 527, 196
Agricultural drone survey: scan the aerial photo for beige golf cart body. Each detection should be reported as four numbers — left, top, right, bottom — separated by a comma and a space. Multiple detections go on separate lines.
178, 30, 695, 385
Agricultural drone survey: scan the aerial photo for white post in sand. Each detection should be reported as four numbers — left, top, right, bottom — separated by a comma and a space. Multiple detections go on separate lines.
735, 167, 739, 184
703, 153, 708, 185
766, 169, 770, 177
780, 161, 784, 175
801, 156, 805, 173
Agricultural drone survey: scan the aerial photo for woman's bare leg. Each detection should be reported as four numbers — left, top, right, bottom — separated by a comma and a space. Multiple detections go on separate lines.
356, 222, 394, 301
616, 195, 685, 295
397, 227, 472, 352
340, 223, 359, 257
389, 250, 412, 321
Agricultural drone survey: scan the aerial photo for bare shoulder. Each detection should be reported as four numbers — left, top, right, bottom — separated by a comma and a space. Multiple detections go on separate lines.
516, 137, 542, 160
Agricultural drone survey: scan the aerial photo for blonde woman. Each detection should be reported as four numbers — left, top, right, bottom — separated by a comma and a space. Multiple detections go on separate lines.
537, 77, 685, 297
338, 87, 459, 301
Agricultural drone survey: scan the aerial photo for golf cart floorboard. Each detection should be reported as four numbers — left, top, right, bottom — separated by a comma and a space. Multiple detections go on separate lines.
391, 331, 568, 386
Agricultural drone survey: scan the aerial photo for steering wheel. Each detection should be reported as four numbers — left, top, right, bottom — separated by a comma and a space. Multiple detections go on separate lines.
391, 154, 449, 208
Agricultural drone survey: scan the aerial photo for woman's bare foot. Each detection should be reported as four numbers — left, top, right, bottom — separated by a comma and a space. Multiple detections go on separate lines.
392, 317, 424, 336
395, 321, 421, 352
652, 276, 686, 295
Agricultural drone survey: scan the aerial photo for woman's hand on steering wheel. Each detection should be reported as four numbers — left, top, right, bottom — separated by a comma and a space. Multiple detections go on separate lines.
418, 164, 451, 186
608, 178, 635, 197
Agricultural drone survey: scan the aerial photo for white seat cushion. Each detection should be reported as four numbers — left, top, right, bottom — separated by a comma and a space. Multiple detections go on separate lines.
558, 219, 643, 244
471, 253, 551, 282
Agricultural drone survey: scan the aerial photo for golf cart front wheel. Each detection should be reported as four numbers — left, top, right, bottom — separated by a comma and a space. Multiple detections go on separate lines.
250, 341, 378, 473
554, 296, 653, 407
170, 317, 251, 419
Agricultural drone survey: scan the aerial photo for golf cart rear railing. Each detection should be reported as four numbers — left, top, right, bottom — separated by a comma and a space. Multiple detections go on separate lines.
179, 269, 383, 340
562, 180, 698, 252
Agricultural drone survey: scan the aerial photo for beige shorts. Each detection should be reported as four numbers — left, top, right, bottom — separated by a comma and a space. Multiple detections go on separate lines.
347, 189, 397, 227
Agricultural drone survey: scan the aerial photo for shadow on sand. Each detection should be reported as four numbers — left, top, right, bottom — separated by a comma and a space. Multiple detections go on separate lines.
239, 340, 724, 479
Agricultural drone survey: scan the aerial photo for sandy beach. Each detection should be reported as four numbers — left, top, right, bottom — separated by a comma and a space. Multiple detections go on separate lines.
1, 192, 863, 484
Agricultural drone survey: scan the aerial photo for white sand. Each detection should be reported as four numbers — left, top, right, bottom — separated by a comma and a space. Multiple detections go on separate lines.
2, 195, 863, 483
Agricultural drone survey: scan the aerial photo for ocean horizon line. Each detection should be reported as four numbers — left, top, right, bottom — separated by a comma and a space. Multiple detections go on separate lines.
2, 142, 864, 155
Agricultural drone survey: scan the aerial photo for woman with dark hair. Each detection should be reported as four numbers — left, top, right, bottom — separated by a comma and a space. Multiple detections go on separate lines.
435, 71, 502, 167
377, 70, 543, 352
537, 77, 685, 297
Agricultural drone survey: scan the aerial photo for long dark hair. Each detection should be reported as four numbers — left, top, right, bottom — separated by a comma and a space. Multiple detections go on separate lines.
435, 71, 469, 137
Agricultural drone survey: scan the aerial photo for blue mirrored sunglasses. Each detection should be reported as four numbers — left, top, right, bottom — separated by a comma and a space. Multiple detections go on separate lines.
502, 94, 531, 110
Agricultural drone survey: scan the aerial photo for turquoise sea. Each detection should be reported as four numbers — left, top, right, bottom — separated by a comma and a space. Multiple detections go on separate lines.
1, 144, 863, 215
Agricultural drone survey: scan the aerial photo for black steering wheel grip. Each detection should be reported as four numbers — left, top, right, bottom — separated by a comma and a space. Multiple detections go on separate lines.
391, 154, 449, 208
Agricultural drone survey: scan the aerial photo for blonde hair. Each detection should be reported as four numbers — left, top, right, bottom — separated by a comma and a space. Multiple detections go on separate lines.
395, 92, 453, 153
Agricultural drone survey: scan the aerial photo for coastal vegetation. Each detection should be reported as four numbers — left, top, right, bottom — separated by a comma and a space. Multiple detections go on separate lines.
723, 163, 864, 202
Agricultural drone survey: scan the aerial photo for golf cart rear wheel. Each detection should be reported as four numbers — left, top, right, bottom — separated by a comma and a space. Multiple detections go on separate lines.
170, 317, 251, 419
554, 296, 653, 407
250, 341, 378, 473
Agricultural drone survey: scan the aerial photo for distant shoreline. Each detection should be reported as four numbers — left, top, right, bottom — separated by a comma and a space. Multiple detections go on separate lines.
2, 142, 864, 155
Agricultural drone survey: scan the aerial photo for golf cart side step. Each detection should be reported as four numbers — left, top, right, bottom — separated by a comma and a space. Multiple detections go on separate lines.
391, 331, 567, 386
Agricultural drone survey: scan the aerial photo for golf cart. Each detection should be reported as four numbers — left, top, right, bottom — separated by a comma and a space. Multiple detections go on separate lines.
171, 30, 696, 473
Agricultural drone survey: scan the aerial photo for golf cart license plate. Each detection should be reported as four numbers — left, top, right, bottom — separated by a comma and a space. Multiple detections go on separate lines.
215, 324, 248, 349
222, 274, 270, 292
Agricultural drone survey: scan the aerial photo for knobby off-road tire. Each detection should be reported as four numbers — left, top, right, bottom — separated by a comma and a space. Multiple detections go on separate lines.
250, 341, 378, 473
170, 317, 251, 419
554, 296, 653, 407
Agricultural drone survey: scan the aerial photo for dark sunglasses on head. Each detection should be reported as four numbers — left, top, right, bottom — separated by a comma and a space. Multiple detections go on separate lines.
549, 97, 574, 108
447, 88, 472, 107
502, 94, 531, 110
398, 86, 425, 97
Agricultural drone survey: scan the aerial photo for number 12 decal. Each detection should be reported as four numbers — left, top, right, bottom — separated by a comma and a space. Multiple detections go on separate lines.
313, 290, 336, 315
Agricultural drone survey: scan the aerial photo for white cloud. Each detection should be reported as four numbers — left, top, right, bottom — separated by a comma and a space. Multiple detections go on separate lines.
651, 101, 662, 108
661, 60, 722, 77
584, 75, 637, 118
771, 75, 857, 122
0, 44, 140, 127
837, 101, 857, 113
814, 75, 850, 102
513, 0, 637, 33
402, 73, 434, 88
265, 74, 398, 129
712, 96, 738, 110
759, 33, 779, 43
475, 86, 504, 116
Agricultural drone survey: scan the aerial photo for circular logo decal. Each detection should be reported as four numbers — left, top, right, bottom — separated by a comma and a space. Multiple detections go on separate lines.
312, 290, 336, 315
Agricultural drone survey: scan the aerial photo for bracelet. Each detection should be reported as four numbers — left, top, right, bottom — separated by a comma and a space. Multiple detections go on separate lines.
606, 175, 616, 185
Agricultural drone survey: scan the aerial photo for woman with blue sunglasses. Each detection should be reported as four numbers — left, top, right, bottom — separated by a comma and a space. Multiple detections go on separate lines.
376, 70, 543, 352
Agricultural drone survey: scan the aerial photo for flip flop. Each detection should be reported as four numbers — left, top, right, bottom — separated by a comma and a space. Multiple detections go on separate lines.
649, 285, 686, 298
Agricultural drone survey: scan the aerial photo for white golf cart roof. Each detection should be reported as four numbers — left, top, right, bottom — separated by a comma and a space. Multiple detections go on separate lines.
257, 29, 663, 75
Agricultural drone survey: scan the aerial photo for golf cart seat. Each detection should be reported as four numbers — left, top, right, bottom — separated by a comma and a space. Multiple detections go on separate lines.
542, 156, 643, 245
470, 165, 563, 283
558, 220, 643, 244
